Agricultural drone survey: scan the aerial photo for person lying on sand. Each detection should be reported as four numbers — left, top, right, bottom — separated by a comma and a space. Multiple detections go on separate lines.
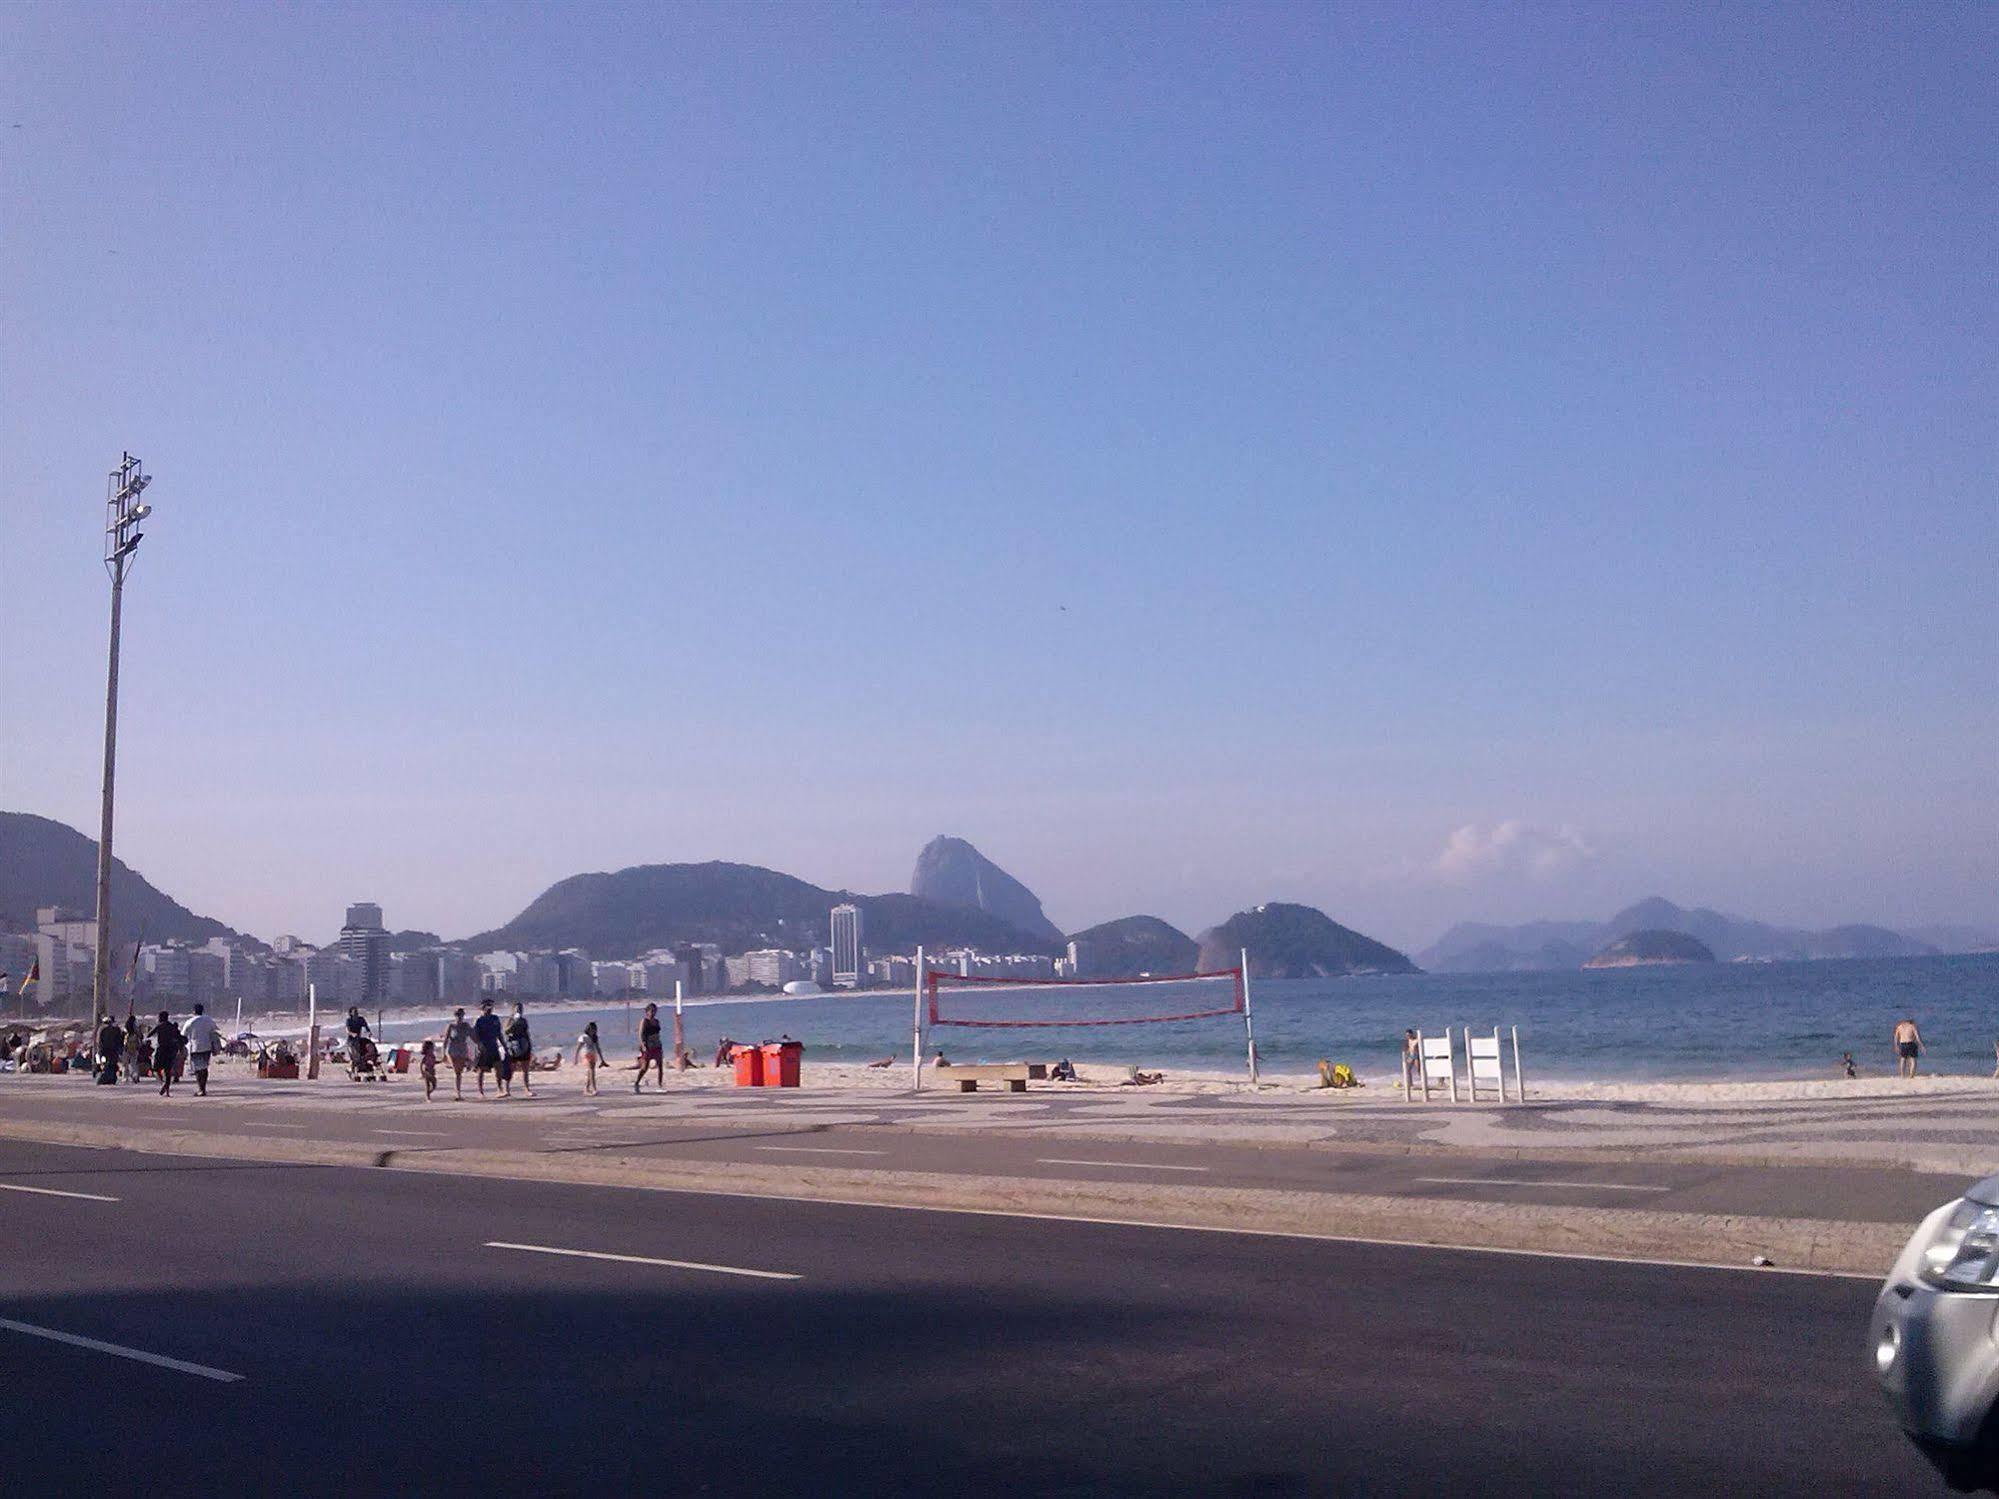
865, 1056, 896, 1069
1122, 1068, 1164, 1086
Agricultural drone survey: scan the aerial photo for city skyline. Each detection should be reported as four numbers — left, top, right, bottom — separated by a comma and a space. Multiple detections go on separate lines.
3, 6, 1993, 953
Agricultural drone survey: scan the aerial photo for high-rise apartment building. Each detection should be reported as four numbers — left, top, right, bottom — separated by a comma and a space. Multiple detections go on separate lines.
338, 902, 390, 1005
830, 903, 863, 989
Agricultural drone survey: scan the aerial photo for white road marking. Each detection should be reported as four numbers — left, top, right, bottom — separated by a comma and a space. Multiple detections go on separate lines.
371, 1129, 450, 1138
750, 1145, 887, 1156
0, 1318, 244, 1382
1037, 1158, 1211, 1172
484, 1241, 799, 1280
0, 1182, 119, 1202
1415, 1176, 1670, 1193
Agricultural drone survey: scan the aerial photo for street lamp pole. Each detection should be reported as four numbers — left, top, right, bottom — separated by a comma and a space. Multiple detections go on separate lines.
92, 453, 153, 1021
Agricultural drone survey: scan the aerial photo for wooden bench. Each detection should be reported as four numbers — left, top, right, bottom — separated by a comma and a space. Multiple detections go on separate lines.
936, 1063, 1032, 1093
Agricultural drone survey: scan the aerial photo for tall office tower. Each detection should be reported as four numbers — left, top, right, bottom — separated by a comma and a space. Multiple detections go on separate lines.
338, 902, 391, 1006
830, 903, 863, 989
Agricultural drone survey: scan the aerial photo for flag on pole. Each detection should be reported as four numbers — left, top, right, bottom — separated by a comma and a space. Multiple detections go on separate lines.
22, 960, 39, 992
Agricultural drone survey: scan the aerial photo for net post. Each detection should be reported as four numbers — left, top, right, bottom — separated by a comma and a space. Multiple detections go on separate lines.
1240, 948, 1259, 1086
673, 981, 685, 1064
911, 946, 924, 1094
1511, 1024, 1524, 1103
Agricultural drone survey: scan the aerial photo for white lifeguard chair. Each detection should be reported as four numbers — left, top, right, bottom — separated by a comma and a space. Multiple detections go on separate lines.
1417, 1028, 1458, 1103
1467, 1028, 1506, 1102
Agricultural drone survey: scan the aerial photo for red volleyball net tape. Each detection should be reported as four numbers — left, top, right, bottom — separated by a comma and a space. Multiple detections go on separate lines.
925, 968, 1245, 1029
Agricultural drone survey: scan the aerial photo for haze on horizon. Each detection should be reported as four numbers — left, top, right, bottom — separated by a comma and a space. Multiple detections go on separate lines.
2, 4, 1993, 954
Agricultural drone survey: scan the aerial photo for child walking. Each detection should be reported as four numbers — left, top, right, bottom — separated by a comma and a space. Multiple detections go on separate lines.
575, 1021, 607, 1096
419, 1039, 438, 1101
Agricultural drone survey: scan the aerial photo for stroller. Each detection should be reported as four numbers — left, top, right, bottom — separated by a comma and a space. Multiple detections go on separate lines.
347, 1032, 385, 1082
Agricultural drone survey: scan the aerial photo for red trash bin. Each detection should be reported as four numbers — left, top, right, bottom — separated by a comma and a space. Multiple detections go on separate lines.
762, 1041, 803, 1088
733, 1045, 765, 1087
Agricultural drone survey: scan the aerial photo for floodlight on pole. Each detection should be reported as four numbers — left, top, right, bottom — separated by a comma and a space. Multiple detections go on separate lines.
92, 453, 154, 1021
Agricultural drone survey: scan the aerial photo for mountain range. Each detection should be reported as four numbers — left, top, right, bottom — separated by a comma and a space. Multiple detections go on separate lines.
12, 807, 1983, 981
1419, 895, 1991, 973
3, 810, 1423, 978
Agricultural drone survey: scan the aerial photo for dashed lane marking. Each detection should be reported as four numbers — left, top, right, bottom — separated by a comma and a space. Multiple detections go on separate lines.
0, 1319, 243, 1381
0, 1182, 119, 1202
484, 1241, 800, 1280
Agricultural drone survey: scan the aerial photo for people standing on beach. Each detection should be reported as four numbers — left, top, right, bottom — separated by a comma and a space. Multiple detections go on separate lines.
712, 1035, 733, 1069
1402, 1029, 1420, 1093
183, 1003, 221, 1097
575, 1022, 607, 1095
471, 998, 505, 1099
1841, 1051, 1858, 1079
419, 1040, 438, 1101
505, 1004, 534, 1099
636, 1004, 664, 1092
1894, 1017, 1925, 1078
150, 1011, 184, 1097
443, 1007, 473, 1100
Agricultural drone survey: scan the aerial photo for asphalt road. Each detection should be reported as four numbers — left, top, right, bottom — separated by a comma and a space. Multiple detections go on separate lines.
0, 1137, 1950, 1496
0, 1079, 1967, 1223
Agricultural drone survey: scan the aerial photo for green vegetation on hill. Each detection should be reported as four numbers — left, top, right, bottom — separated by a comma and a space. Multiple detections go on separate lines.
1065, 915, 1198, 978
1583, 928, 1718, 967
0, 811, 237, 944
1195, 902, 1417, 978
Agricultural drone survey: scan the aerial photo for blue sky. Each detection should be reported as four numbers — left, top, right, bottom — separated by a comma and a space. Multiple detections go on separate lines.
3, 2, 1993, 950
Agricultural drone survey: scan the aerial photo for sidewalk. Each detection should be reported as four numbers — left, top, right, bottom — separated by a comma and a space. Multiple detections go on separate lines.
1, 1067, 1985, 1275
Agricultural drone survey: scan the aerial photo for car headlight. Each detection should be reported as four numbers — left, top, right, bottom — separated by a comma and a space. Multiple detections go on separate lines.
1921, 1200, 1999, 1289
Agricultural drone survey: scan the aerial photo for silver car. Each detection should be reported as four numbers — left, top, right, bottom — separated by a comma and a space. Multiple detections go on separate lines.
1873, 1181, 1999, 1488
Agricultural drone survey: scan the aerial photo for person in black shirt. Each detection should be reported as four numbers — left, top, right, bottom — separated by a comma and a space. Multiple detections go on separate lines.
636, 1003, 663, 1093
96, 1015, 123, 1085
471, 998, 505, 1100
151, 1011, 184, 1097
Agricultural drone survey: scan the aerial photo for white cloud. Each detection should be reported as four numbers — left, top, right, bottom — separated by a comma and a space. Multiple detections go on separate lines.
1432, 821, 1596, 884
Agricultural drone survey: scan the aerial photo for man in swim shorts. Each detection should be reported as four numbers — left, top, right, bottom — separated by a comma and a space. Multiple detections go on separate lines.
1893, 1016, 1924, 1078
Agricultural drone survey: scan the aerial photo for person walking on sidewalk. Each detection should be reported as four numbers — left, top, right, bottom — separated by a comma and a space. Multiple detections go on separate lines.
150, 1011, 184, 1098
442, 1007, 474, 1100
635, 1003, 664, 1093
95, 1014, 123, 1085
505, 1004, 535, 1099
183, 1003, 221, 1097
575, 1021, 607, 1096
122, 1014, 142, 1082
471, 998, 505, 1099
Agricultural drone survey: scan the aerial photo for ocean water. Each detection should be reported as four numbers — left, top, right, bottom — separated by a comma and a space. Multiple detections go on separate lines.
382, 953, 1999, 1084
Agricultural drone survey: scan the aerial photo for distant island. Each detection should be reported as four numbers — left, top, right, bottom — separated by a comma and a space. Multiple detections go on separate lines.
1419, 894, 1982, 973
1583, 929, 1718, 969
1196, 902, 1418, 979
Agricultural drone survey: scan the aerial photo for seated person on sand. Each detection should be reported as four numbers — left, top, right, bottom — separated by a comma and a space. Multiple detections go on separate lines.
1050, 1058, 1077, 1082
931, 1051, 951, 1067
714, 1038, 735, 1067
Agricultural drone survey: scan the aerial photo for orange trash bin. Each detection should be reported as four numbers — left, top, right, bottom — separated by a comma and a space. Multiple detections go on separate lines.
733, 1045, 765, 1087
762, 1041, 802, 1088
